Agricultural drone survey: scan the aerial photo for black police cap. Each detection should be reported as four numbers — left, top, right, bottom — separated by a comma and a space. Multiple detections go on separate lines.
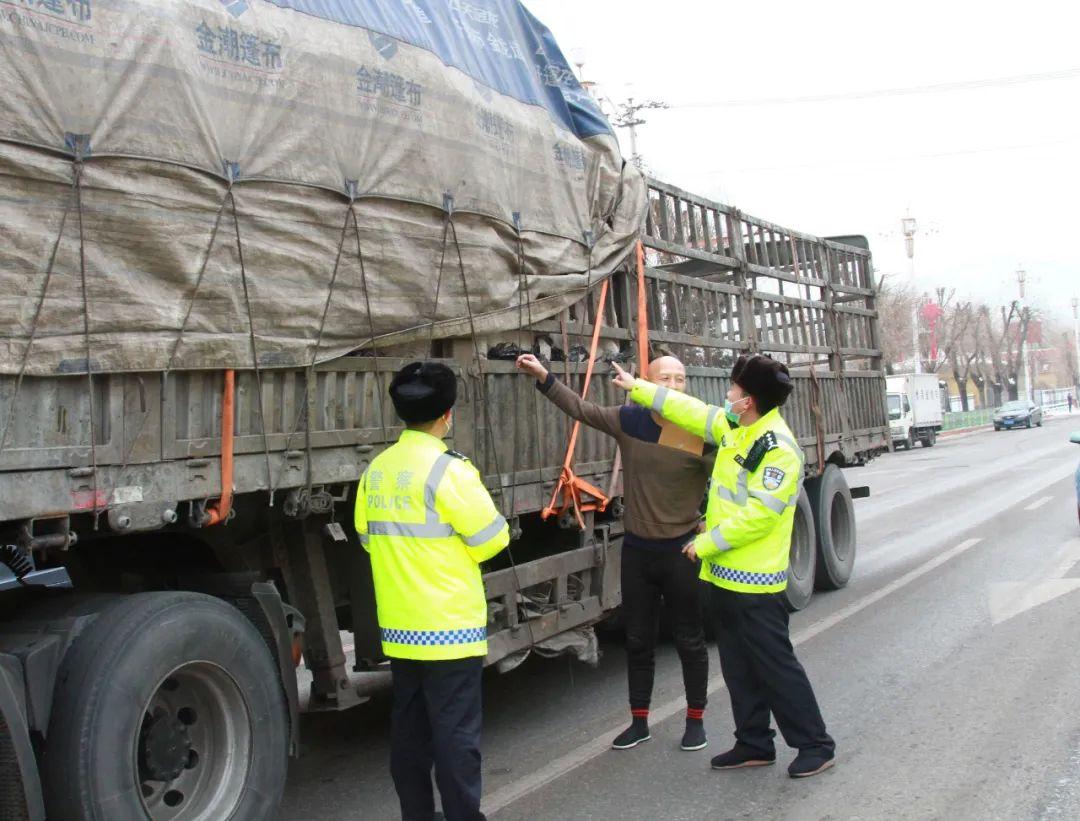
731, 353, 793, 411
389, 361, 457, 424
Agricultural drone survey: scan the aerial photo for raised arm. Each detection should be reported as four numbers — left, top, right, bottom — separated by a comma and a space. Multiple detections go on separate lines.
517, 354, 622, 438
609, 361, 731, 447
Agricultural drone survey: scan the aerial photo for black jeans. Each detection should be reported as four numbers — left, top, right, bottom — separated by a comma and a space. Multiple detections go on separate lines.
389, 657, 485, 821
621, 546, 709, 711
708, 585, 834, 755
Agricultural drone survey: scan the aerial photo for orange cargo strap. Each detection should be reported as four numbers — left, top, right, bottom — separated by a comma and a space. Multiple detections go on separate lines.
636, 240, 649, 369
203, 368, 235, 526
542, 277, 612, 529
602, 240, 650, 502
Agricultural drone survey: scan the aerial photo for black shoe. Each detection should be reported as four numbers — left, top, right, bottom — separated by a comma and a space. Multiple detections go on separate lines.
710, 745, 776, 770
611, 719, 651, 750
788, 749, 836, 778
680, 720, 708, 751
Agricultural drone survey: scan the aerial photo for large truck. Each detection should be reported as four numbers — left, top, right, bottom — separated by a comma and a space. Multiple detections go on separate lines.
0, 2, 889, 819
886, 373, 945, 449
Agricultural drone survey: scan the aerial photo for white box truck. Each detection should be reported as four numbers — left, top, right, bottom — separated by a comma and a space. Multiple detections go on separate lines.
886, 374, 945, 449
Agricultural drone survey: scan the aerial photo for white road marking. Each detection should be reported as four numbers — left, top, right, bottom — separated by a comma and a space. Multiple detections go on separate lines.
484, 537, 985, 815
1024, 495, 1053, 511
989, 537, 1080, 626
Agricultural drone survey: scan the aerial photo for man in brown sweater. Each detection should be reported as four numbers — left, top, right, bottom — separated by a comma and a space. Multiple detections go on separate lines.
516, 352, 714, 752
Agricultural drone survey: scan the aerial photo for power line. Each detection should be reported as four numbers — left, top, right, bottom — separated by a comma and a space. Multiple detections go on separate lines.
694, 134, 1080, 177
671, 67, 1080, 109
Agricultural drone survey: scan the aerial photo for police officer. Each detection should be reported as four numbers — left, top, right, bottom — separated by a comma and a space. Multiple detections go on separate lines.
611, 354, 836, 778
355, 362, 509, 820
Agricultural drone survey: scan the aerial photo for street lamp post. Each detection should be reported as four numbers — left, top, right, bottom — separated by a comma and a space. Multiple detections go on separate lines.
1016, 268, 1032, 402
902, 216, 920, 373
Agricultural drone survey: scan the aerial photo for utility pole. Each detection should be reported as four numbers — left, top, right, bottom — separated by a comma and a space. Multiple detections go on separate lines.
612, 97, 668, 170
1016, 268, 1032, 402
901, 215, 920, 373
1072, 296, 1079, 401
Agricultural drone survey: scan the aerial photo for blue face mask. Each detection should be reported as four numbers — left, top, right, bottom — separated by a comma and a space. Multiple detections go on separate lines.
724, 396, 749, 424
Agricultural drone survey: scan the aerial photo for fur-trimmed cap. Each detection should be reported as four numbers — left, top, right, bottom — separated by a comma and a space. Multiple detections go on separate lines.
389, 361, 457, 424
731, 354, 793, 412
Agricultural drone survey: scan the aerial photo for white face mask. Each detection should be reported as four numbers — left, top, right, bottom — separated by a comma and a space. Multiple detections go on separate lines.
724, 395, 751, 424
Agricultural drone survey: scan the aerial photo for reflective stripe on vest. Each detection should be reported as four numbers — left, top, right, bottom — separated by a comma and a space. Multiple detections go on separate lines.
381, 627, 487, 646
651, 386, 669, 413
368, 521, 455, 538
708, 564, 787, 587
715, 469, 749, 505
703, 405, 720, 445
462, 514, 507, 547
368, 452, 457, 539
706, 525, 732, 552
747, 488, 794, 514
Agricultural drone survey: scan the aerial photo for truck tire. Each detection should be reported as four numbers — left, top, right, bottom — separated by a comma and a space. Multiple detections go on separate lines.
809, 464, 856, 591
782, 489, 816, 612
921, 429, 936, 447
42, 592, 288, 821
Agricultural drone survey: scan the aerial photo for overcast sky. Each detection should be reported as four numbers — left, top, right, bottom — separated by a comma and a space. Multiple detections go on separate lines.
526, 0, 1079, 324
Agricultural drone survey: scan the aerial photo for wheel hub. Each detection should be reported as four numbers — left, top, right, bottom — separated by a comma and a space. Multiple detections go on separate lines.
139, 712, 192, 782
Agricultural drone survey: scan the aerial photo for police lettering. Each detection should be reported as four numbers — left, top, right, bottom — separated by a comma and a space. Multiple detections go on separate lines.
367, 494, 413, 510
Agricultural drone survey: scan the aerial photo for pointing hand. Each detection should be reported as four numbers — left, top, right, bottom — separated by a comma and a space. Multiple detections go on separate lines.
610, 361, 635, 391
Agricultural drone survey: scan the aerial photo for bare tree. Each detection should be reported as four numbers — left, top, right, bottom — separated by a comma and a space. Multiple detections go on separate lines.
1064, 331, 1079, 392
922, 286, 957, 375
876, 274, 917, 374
942, 300, 979, 410
982, 301, 1033, 402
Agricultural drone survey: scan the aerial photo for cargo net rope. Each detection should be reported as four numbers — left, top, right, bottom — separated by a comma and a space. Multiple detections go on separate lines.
0, 146, 643, 652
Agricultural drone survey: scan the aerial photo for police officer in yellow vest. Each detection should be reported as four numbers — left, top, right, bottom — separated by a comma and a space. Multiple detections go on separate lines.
611, 354, 835, 778
355, 362, 509, 820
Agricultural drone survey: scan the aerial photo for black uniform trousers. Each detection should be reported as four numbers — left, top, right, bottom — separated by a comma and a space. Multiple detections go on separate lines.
708, 585, 834, 755
389, 656, 485, 821
622, 546, 709, 711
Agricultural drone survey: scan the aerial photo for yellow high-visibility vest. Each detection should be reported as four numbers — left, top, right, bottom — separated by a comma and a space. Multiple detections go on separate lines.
629, 380, 804, 594
354, 429, 509, 660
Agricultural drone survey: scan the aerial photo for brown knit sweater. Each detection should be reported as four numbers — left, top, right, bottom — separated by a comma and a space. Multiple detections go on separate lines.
538, 374, 715, 551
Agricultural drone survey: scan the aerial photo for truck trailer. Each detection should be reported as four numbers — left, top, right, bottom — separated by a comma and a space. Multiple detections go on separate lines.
0, 2, 889, 818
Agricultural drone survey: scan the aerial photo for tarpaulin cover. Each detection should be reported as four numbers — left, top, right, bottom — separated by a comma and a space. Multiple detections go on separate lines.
0, 0, 645, 375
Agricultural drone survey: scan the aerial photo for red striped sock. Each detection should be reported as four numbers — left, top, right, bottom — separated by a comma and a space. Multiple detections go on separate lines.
686, 708, 705, 721
630, 708, 649, 720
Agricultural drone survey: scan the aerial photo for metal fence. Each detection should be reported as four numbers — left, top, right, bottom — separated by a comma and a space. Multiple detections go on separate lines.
941, 409, 995, 431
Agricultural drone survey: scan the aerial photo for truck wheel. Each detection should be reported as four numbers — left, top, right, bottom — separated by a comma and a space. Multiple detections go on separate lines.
782, 489, 815, 612
921, 429, 936, 447
42, 592, 288, 821
808, 464, 856, 591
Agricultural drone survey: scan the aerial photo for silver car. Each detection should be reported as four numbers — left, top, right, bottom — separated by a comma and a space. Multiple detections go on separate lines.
992, 400, 1043, 431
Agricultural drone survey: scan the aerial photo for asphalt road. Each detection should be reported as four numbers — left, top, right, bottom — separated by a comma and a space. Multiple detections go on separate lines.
280, 413, 1080, 821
